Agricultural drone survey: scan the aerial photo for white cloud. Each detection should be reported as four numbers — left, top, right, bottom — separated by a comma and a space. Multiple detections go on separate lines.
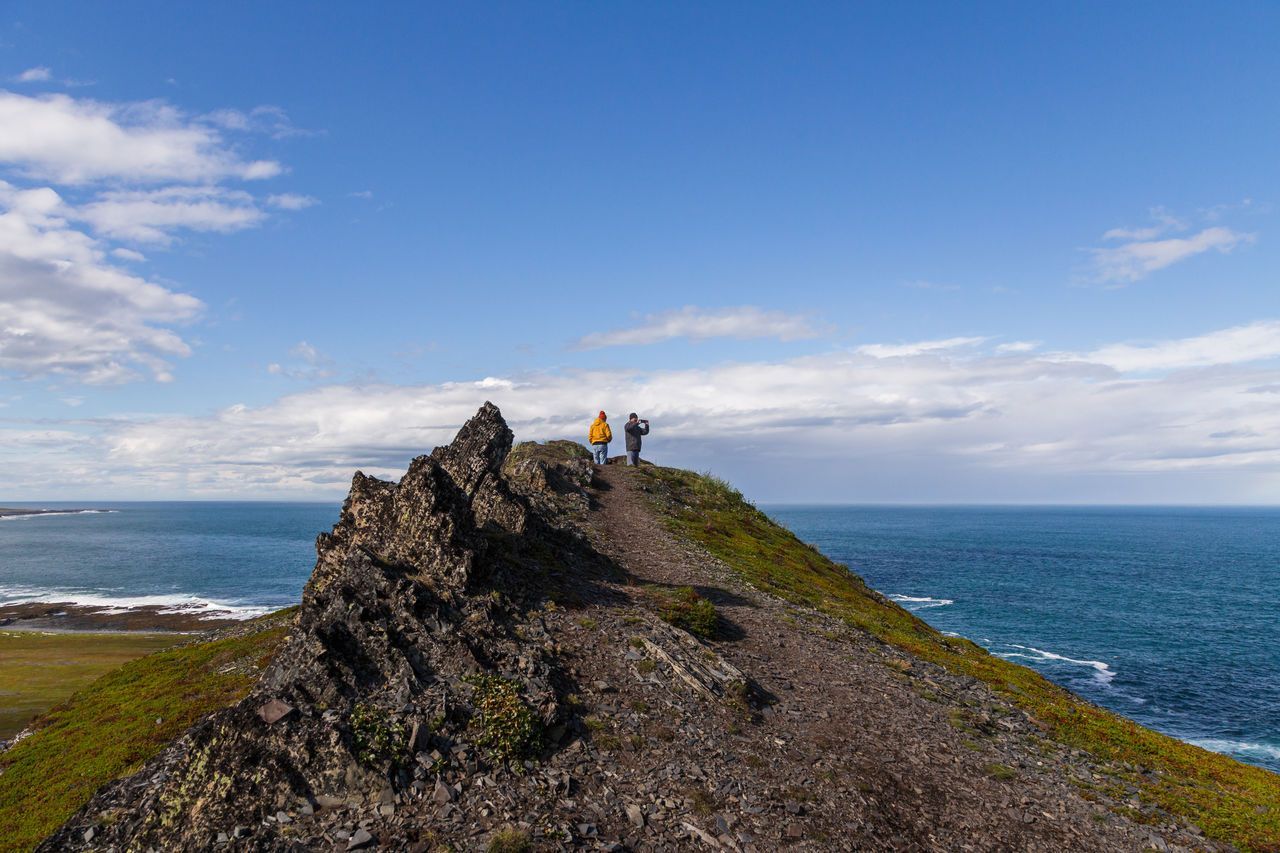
74, 186, 264, 243
1072, 321, 1280, 373
0, 180, 202, 383
267, 193, 318, 210
266, 340, 333, 380
1091, 226, 1253, 284
14, 67, 51, 83
996, 341, 1040, 353
0, 90, 281, 184
856, 336, 986, 358
5, 322, 1280, 499
574, 306, 826, 349
1101, 206, 1186, 242
0, 89, 313, 383
201, 105, 313, 140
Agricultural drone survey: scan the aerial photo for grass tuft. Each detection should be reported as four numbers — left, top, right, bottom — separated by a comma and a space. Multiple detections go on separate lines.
465, 674, 542, 762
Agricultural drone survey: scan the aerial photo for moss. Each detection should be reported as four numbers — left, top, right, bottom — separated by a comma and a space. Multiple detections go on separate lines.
648, 585, 718, 639
0, 610, 293, 853
633, 464, 1280, 852
504, 439, 591, 468
985, 763, 1018, 781
465, 674, 541, 762
686, 785, 717, 816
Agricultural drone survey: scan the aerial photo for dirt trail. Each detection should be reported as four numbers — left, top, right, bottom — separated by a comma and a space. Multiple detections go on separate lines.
580, 463, 1216, 852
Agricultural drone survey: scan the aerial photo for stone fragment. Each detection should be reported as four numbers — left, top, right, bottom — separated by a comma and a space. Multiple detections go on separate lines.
626, 803, 645, 828
256, 698, 294, 725
347, 827, 375, 850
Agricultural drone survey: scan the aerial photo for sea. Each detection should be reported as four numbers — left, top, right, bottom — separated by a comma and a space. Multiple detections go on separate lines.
0, 501, 1276, 774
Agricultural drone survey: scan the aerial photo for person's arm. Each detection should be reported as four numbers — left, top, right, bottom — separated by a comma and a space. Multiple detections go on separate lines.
640, 423, 650, 435
604, 424, 612, 442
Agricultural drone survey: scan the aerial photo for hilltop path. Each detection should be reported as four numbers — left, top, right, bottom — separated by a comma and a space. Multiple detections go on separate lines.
583, 463, 1217, 852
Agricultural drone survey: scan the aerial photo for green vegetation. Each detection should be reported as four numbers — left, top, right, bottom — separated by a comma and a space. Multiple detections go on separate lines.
486, 827, 532, 853
985, 763, 1018, 781
648, 585, 718, 639
0, 631, 181, 739
0, 611, 293, 853
465, 674, 542, 762
349, 703, 408, 766
634, 464, 1280, 852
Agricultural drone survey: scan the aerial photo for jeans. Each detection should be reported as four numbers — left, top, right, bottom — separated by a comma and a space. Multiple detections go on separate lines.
627, 450, 640, 466
592, 443, 608, 464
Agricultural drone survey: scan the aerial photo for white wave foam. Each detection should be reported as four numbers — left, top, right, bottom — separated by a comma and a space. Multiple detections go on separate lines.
0, 586, 271, 620
887, 593, 954, 610
1187, 738, 1280, 762
996, 644, 1116, 685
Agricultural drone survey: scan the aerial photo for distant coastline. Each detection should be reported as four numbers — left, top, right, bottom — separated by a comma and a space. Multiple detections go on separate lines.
0, 507, 110, 518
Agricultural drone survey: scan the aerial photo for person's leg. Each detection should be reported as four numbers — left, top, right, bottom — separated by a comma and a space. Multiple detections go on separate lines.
593, 443, 605, 464
628, 450, 639, 466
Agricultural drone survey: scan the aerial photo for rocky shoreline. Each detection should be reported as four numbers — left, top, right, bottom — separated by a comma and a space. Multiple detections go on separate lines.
0, 602, 250, 633
0, 507, 106, 518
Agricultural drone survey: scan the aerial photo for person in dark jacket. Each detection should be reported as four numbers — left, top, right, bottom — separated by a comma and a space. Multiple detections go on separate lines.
623, 412, 649, 466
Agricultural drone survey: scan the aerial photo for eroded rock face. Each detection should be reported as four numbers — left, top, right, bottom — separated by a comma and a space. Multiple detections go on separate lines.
40, 403, 573, 852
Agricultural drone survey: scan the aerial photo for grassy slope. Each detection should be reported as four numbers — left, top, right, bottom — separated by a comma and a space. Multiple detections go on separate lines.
0, 610, 294, 853
0, 632, 181, 740
634, 465, 1280, 853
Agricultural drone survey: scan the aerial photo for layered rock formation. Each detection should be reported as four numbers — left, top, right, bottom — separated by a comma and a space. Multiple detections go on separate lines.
43, 403, 588, 852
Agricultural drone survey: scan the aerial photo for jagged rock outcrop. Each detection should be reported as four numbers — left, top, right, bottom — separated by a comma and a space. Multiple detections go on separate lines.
41, 403, 580, 852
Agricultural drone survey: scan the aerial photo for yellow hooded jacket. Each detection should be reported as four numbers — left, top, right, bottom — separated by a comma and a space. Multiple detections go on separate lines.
589, 418, 612, 445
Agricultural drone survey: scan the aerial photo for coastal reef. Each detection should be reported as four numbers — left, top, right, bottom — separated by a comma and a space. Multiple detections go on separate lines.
21, 404, 1280, 851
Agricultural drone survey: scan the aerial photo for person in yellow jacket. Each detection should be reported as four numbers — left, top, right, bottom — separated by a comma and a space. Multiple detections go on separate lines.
588, 411, 612, 465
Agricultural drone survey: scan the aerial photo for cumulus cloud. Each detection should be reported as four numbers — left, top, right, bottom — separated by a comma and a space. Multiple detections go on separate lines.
0, 89, 311, 384
74, 186, 264, 243
3, 322, 1278, 499
14, 67, 52, 83
0, 90, 282, 184
574, 306, 826, 349
0, 181, 202, 382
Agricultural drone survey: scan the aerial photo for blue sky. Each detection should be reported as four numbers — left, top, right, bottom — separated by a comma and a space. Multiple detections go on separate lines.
1, 3, 1279, 502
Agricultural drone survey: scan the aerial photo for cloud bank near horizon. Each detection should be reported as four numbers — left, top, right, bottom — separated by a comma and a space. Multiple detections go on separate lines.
3, 321, 1279, 501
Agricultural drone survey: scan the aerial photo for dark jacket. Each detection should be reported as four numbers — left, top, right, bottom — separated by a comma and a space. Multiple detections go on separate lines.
624, 420, 649, 451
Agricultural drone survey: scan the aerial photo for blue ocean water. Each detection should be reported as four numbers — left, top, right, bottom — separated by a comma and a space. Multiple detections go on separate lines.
1, 502, 1277, 774
0, 502, 337, 618
765, 505, 1280, 774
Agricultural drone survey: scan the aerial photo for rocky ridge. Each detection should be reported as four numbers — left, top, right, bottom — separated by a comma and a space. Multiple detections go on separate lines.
42, 404, 1227, 852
